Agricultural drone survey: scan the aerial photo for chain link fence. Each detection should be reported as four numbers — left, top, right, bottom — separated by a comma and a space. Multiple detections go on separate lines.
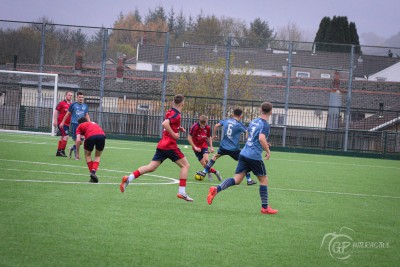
1, 20, 399, 157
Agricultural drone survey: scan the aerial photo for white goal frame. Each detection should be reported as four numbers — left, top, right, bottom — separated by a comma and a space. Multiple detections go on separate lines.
0, 70, 59, 136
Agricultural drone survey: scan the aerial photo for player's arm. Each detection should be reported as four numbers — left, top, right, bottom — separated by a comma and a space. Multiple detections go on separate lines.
75, 129, 83, 160
85, 113, 91, 122
53, 107, 59, 128
162, 119, 179, 139
259, 133, 271, 160
212, 123, 221, 140
187, 134, 201, 152
59, 111, 71, 128
208, 136, 214, 153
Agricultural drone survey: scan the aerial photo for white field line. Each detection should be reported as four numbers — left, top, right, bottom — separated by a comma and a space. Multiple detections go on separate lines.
272, 158, 400, 170
1, 133, 399, 170
272, 187, 400, 199
0, 159, 399, 199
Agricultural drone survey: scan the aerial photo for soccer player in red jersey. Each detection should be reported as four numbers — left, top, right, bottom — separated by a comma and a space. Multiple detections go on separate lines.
188, 115, 222, 181
53, 91, 73, 157
120, 94, 193, 202
75, 117, 106, 183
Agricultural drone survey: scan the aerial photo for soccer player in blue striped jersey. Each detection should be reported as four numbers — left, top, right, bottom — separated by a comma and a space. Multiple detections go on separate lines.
60, 92, 90, 160
207, 102, 278, 215
196, 108, 257, 185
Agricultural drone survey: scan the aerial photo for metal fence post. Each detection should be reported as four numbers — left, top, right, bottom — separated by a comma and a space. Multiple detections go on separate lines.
35, 22, 46, 129
283, 41, 293, 147
160, 32, 170, 137
344, 45, 355, 152
382, 131, 388, 158
99, 27, 108, 126
222, 37, 232, 119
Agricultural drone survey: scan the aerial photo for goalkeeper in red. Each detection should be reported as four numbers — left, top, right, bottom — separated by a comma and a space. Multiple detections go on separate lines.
120, 94, 193, 202
75, 117, 106, 183
188, 115, 222, 181
207, 102, 278, 215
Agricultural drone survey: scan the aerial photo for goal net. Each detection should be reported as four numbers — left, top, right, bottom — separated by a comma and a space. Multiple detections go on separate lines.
0, 70, 59, 136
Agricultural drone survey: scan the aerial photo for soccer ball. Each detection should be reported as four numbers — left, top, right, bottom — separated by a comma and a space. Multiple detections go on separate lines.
194, 172, 205, 181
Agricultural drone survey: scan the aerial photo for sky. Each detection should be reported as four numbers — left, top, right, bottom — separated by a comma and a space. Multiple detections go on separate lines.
1, 0, 399, 45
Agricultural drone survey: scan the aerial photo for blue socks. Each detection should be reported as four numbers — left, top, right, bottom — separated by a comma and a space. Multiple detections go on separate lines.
217, 178, 235, 192
204, 159, 215, 173
260, 185, 268, 208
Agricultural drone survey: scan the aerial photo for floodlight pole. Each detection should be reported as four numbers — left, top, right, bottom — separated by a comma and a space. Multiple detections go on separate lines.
222, 37, 232, 119
344, 45, 355, 152
160, 32, 170, 137
35, 22, 46, 129
99, 28, 108, 126
283, 42, 293, 147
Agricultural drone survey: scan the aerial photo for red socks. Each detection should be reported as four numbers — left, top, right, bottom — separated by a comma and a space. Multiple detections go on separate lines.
133, 170, 141, 178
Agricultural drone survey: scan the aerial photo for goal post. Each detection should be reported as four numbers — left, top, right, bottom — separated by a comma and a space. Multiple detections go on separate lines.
0, 70, 59, 136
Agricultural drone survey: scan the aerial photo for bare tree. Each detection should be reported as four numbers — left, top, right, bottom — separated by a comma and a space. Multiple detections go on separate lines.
274, 22, 310, 50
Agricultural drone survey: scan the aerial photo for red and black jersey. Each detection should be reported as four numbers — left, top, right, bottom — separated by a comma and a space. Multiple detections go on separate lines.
189, 122, 211, 150
157, 108, 181, 150
76, 122, 105, 139
56, 100, 71, 125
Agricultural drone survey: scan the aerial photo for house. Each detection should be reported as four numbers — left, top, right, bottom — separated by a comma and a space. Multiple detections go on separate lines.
368, 61, 400, 82
353, 55, 400, 81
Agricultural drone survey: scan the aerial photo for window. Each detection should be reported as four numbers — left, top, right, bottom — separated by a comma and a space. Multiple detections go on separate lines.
296, 71, 310, 78
321, 73, 331, 79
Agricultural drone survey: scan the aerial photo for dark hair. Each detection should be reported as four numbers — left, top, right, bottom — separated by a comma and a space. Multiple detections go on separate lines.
233, 108, 243, 117
261, 102, 273, 114
78, 117, 88, 124
174, 94, 185, 104
77, 91, 84, 96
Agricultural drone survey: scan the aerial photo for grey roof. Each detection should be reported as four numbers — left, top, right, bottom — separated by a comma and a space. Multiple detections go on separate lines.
353, 55, 400, 78
138, 43, 400, 75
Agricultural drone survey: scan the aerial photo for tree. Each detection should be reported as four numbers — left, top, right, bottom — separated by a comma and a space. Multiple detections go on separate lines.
171, 55, 255, 117
108, 12, 144, 60
242, 18, 274, 48
191, 15, 224, 45
167, 7, 175, 32
133, 7, 142, 23
274, 21, 309, 50
349, 22, 361, 53
145, 6, 167, 24
314, 16, 360, 53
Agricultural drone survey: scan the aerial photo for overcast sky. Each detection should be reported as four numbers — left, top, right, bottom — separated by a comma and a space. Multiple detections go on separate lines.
1, 0, 398, 44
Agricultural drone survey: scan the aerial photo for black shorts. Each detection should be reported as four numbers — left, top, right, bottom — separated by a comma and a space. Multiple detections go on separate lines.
152, 147, 185, 163
235, 155, 267, 176
194, 148, 209, 161
217, 147, 241, 161
84, 135, 106, 152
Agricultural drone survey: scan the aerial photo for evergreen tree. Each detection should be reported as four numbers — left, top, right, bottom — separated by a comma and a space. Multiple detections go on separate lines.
145, 6, 167, 24
167, 7, 175, 32
245, 18, 274, 48
314, 16, 330, 51
314, 16, 360, 53
349, 22, 361, 53
133, 7, 142, 23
